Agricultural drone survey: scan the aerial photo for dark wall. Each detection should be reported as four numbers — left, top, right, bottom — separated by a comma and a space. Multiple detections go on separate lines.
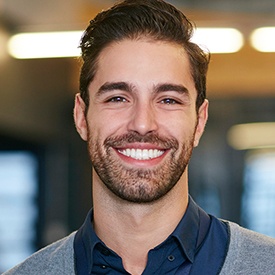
189, 97, 275, 223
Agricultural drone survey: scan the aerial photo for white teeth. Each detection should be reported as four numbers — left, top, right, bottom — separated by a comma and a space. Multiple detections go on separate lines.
118, 148, 164, 160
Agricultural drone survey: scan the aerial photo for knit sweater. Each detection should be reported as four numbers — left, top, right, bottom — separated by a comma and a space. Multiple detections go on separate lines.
3, 221, 275, 274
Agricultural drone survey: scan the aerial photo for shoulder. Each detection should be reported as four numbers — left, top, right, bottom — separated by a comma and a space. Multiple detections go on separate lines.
3, 232, 76, 275
220, 221, 275, 274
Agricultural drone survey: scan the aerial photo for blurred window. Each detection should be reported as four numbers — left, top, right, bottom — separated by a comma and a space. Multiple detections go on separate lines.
242, 150, 275, 237
0, 151, 38, 272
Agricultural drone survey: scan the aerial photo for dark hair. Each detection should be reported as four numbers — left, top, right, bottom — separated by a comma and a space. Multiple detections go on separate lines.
79, 0, 210, 111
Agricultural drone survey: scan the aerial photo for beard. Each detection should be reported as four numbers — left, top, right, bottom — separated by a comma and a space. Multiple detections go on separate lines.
87, 130, 195, 204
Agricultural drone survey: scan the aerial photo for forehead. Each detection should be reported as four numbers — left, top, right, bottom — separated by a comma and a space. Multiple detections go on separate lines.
92, 38, 195, 94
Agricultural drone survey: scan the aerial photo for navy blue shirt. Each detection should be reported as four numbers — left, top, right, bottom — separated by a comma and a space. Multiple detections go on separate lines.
74, 197, 229, 274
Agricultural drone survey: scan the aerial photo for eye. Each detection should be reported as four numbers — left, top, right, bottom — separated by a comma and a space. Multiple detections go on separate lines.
160, 98, 180, 105
107, 96, 128, 103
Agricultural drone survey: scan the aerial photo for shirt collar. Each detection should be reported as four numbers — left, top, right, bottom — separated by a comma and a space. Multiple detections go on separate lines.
78, 209, 100, 273
78, 195, 201, 272
170, 196, 200, 263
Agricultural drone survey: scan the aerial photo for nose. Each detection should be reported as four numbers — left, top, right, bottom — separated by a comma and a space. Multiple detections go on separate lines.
127, 101, 158, 135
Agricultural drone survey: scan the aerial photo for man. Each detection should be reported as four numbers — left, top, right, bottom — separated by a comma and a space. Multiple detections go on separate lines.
4, 0, 275, 274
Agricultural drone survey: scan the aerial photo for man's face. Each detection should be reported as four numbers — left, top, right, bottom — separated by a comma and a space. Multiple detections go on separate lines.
75, 39, 208, 203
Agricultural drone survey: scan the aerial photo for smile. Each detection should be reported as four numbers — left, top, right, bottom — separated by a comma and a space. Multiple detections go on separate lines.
117, 148, 165, 160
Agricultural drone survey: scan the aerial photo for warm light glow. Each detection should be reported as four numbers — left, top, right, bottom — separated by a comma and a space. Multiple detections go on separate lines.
8, 27, 245, 59
8, 31, 82, 59
191, 28, 244, 53
250, 27, 275, 52
228, 122, 275, 150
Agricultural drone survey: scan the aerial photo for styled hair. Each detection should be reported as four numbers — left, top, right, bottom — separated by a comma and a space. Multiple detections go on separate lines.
79, 0, 210, 111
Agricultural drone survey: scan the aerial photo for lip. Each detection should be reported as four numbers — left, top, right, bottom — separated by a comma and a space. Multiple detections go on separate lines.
115, 142, 166, 150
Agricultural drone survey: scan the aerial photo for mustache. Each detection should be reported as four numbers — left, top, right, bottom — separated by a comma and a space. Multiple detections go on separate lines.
104, 131, 179, 149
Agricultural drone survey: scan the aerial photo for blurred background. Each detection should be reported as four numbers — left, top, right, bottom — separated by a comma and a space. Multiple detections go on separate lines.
1, 0, 275, 272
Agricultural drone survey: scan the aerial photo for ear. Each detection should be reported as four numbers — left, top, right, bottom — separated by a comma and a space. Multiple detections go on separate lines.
193, 99, 209, 147
74, 93, 88, 141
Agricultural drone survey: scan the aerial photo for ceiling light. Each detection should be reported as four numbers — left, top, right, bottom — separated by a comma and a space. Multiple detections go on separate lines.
8, 27, 244, 59
250, 27, 275, 52
191, 28, 244, 54
227, 122, 275, 150
8, 31, 82, 59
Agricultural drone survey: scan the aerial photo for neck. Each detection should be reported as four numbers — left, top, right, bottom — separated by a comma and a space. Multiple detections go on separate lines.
92, 172, 189, 274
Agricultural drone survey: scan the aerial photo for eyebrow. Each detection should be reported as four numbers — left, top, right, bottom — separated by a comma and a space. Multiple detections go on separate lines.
153, 83, 189, 95
96, 82, 132, 97
95, 81, 190, 97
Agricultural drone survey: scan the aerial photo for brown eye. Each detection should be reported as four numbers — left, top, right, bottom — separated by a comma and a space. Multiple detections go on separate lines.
161, 98, 178, 105
108, 96, 127, 103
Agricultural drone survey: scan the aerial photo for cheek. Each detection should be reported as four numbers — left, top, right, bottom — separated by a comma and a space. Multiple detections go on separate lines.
87, 111, 129, 139
162, 114, 197, 138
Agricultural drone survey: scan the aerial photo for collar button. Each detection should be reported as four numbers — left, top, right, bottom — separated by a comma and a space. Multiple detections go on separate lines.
168, 255, 175, 262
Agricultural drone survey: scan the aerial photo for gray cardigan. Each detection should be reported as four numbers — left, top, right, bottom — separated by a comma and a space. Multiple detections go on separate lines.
4, 221, 275, 274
